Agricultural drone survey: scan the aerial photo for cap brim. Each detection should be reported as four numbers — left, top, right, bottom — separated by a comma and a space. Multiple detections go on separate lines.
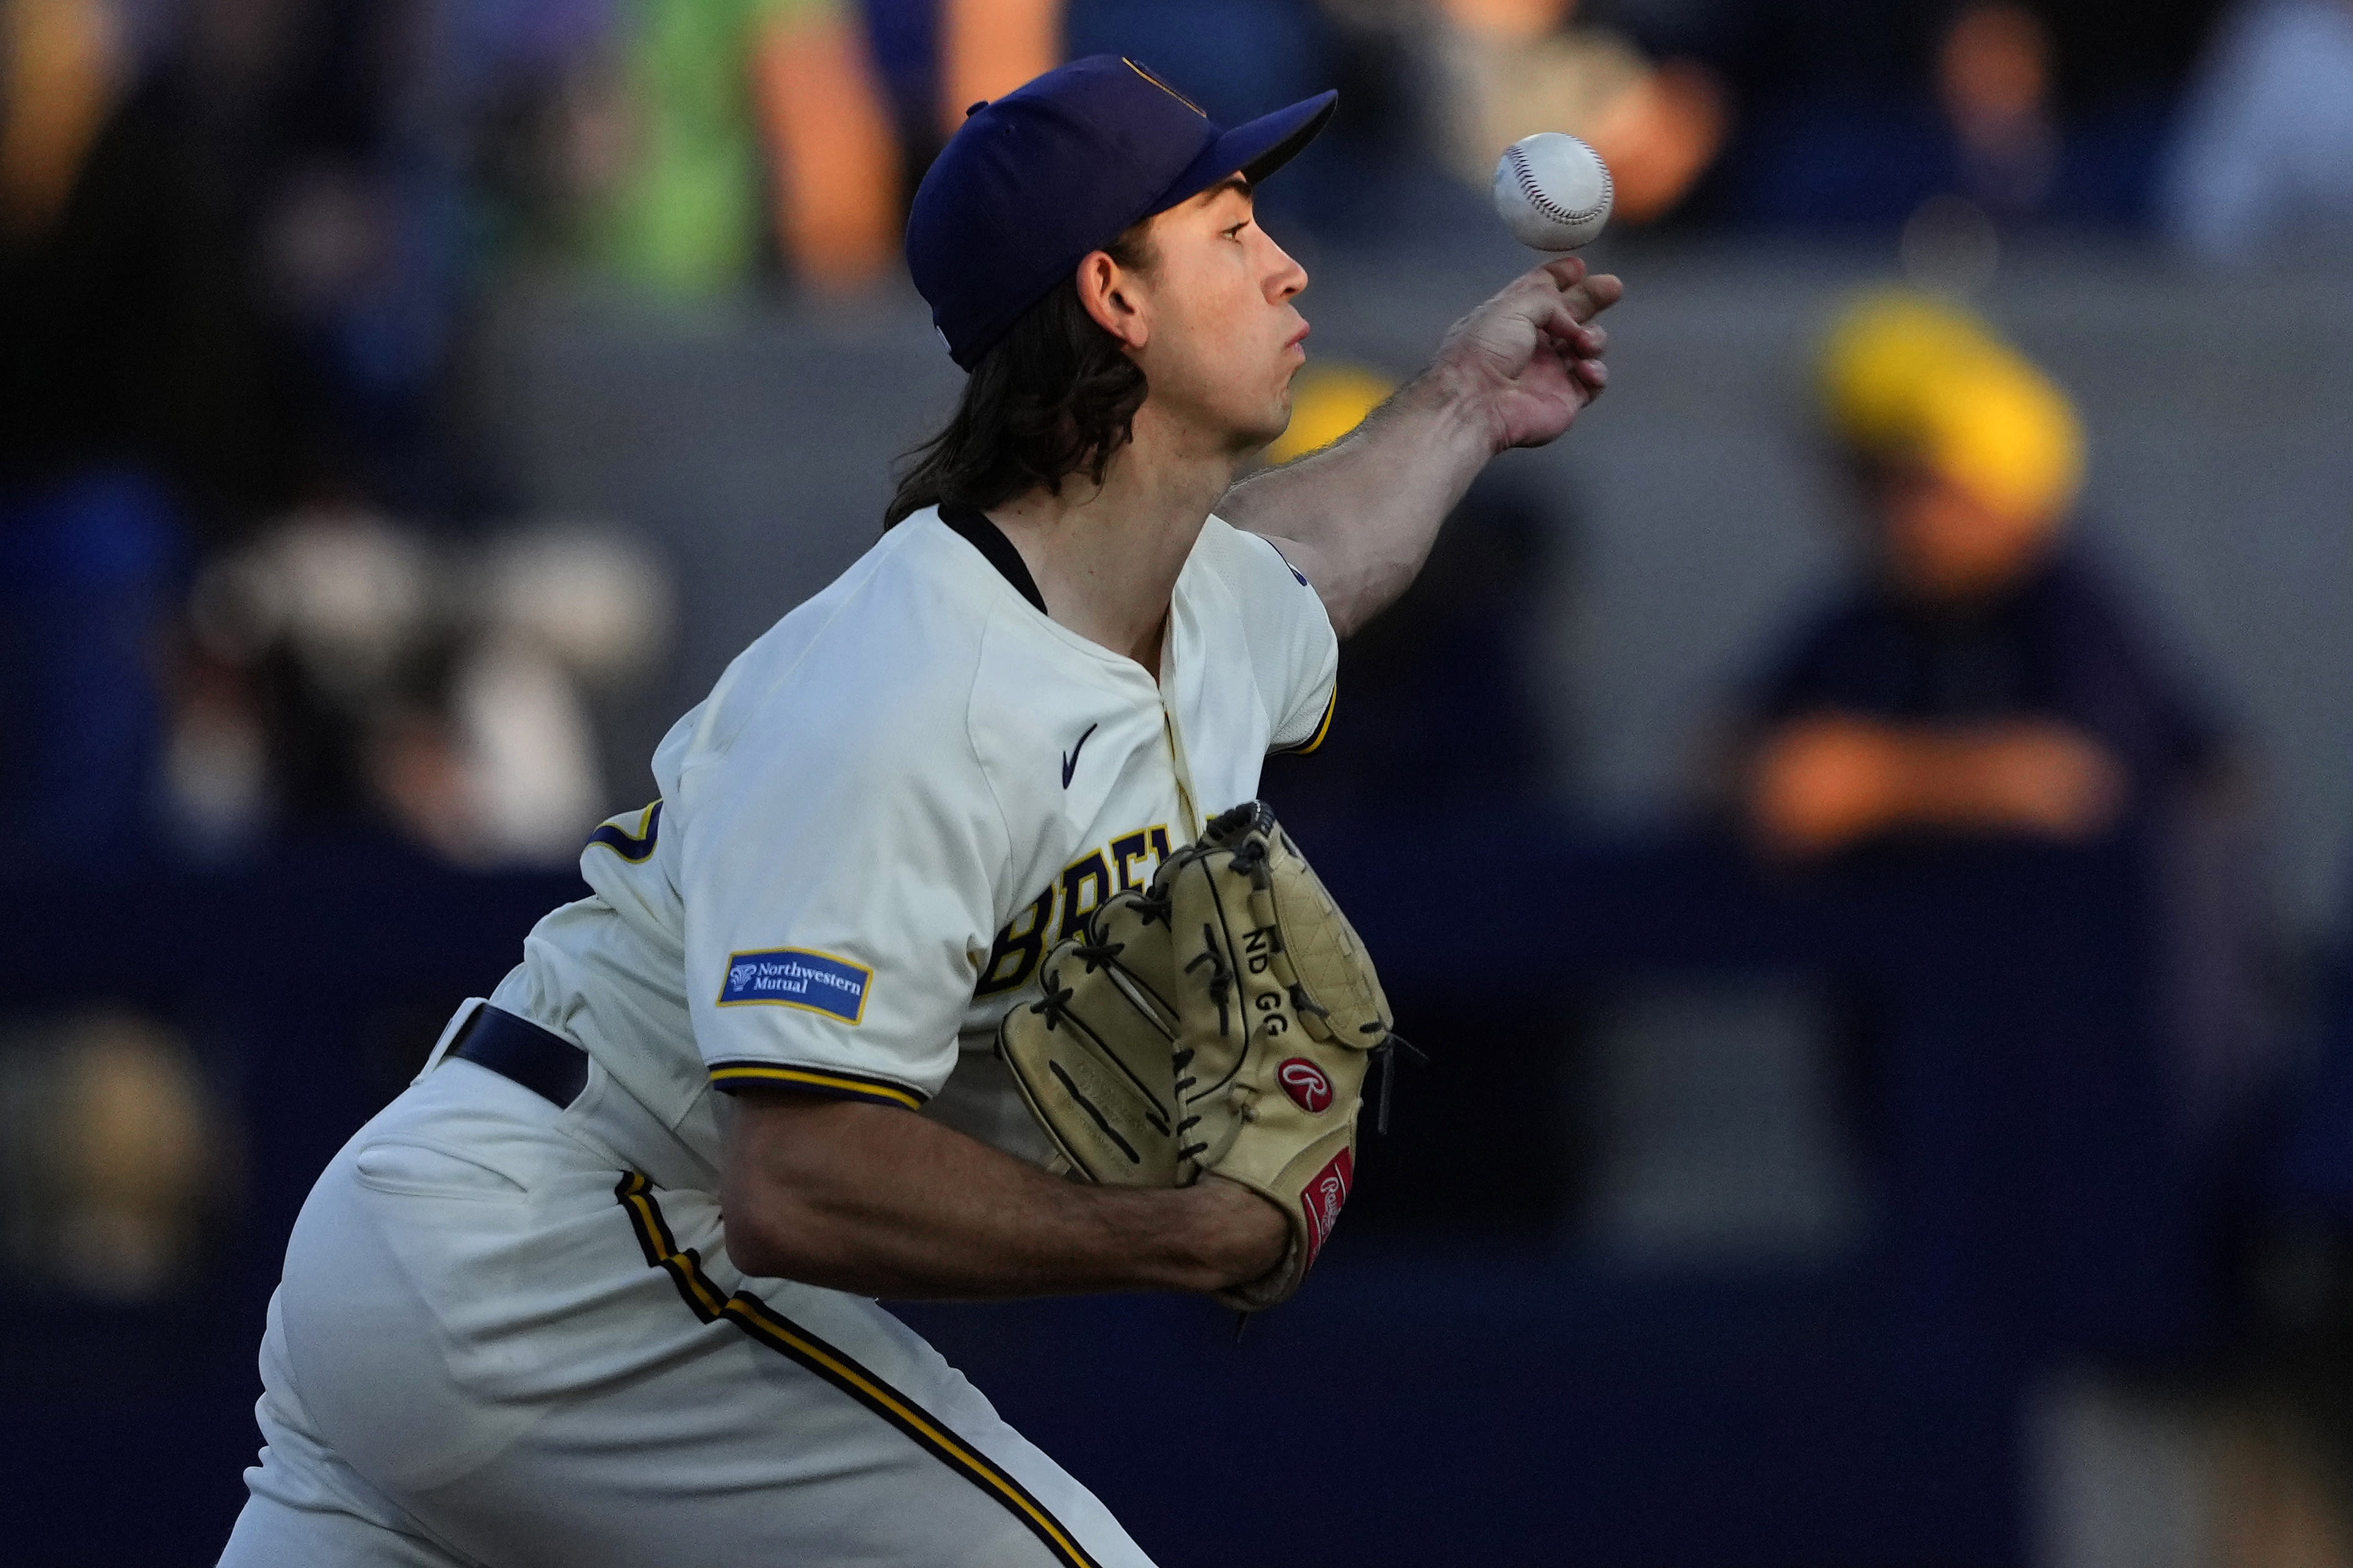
1150, 90, 1336, 217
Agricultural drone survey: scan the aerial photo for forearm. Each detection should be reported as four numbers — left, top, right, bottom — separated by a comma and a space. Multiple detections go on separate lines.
1890, 727, 2125, 833
1747, 715, 2124, 855
720, 1094, 1280, 1299
1885, 732, 2012, 828
1748, 717, 2012, 853
1220, 366, 1495, 638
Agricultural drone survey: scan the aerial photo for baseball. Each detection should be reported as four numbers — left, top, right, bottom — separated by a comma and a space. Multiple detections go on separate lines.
1493, 132, 1614, 251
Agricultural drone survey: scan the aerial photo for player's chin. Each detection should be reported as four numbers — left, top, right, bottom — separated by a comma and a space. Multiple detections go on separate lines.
1242, 398, 1293, 456
1269, 357, 1305, 413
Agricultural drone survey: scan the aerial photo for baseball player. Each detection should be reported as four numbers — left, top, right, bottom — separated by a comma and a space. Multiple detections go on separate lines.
220, 54, 1617, 1567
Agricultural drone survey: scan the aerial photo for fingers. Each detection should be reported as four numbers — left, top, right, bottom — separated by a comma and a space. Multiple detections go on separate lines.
1576, 269, 1626, 308
1539, 255, 1588, 291
1552, 333, 1608, 399
1527, 288, 1610, 361
1458, 258, 1620, 415
1562, 270, 1624, 325
1525, 258, 1619, 338
1540, 297, 1610, 396
1531, 255, 1625, 325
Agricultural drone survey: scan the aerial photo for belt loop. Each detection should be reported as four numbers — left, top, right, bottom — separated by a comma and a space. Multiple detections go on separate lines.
416, 997, 488, 1086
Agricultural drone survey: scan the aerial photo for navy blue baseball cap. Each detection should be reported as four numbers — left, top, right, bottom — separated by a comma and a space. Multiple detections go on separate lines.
907, 56, 1336, 370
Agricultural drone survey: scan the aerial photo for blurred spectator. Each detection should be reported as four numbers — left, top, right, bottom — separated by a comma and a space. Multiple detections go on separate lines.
1664, 0, 1942, 208
1, 0, 125, 239
1429, 0, 1730, 225
0, 472, 181, 872
0, 1006, 235, 1302
938, 0, 1060, 137
1725, 297, 2278, 1436
1664, 0, 2219, 227
1, 0, 278, 873
2200, 873, 2353, 1566
586, 0, 901, 292
2159, 0, 2353, 261
1062, 3, 1459, 244
1064, 0, 1335, 151
1733, 291, 2224, 862
862, 0, 1070, 220
1937, 1, 2060, 217
170, 511, 672, 867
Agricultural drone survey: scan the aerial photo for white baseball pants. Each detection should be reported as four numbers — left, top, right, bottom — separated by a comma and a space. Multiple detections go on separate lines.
217, 1057, 1153, 1568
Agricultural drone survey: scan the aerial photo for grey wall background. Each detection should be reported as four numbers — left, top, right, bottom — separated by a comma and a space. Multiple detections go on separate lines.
476, 234, 2353, 937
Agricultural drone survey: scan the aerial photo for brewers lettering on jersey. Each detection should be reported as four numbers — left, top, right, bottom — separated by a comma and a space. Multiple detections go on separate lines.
221, 51, 1618, 1568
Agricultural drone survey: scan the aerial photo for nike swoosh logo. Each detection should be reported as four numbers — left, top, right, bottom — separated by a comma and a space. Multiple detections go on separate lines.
1060, 723, 1098, 789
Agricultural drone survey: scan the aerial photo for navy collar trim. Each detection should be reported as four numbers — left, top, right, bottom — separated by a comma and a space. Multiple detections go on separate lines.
939, 503, 1049, 616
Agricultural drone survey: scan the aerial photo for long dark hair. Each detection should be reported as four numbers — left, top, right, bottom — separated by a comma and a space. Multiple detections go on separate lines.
884, 229, 1152, 529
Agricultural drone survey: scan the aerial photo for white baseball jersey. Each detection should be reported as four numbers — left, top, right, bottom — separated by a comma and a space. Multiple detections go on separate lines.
486, 503, 1338, 1172
226, 503, 1339, 1568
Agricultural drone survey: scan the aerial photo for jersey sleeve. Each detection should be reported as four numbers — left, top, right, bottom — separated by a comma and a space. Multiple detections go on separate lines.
1202, 516, 1340, 754
673, 671, 1009, 1111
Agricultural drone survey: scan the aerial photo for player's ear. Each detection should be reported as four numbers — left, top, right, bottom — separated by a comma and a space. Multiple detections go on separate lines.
1075, 250, 1149, 352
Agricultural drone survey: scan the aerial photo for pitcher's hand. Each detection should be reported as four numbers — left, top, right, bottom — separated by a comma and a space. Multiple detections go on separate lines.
1430, 256, 1623, 453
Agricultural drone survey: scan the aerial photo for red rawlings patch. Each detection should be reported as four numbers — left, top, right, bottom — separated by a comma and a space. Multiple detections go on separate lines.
1299, 1148, 1354, 1265
1277, 1058, 1333, 1113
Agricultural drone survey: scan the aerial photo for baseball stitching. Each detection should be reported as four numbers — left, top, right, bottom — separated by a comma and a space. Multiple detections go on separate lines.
1509, 141, 1612, 229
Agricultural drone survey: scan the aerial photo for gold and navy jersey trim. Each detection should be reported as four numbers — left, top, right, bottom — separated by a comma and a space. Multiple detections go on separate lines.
614, 1174, 1105, 1568
1275, 684, 1336, 756
588, 800, 662, 861
707, 1061, 926, 1111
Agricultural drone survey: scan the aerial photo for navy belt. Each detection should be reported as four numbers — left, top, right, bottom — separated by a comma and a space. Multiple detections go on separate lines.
446, 1004, 589, 1109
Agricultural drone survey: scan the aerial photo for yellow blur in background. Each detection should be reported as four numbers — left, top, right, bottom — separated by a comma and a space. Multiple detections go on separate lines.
1819, 289, 2086, 529
1266, 362, 1398, 466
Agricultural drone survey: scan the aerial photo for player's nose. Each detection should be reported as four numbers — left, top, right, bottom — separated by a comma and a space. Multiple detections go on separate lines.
1257, 224, 1308, 303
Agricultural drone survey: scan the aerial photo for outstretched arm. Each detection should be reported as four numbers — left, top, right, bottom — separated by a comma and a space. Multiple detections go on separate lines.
1221, 257, 1622, 638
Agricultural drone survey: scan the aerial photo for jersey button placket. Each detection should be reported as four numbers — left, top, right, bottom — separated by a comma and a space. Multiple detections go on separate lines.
1155, 644, 1205, 845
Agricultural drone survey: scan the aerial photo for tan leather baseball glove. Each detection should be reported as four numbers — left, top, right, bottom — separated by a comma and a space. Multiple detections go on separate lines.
997, 889, 1186, 1186
999, 803, 1405, 1313
1159, 801, 1402, 1312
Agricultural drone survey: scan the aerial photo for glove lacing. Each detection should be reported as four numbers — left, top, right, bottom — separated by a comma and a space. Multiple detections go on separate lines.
1183, 923, 1235, 1038
1173, 1053, 1205, 1165
1026, 977, 1076, 1031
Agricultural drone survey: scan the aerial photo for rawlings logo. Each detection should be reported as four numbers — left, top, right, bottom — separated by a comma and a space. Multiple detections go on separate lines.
1299, 1148, 1353, 1265
1278, 1058, 1333, 1113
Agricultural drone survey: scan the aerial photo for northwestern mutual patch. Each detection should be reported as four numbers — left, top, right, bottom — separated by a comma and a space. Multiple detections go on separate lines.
717, 948, 872, 1023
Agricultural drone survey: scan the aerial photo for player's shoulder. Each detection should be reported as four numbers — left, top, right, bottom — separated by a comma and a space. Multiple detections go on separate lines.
1189, 512, 1312, 587
1182, 513, 1325, 627
1178, 514, 1338, 749
678, 510, 1006, 767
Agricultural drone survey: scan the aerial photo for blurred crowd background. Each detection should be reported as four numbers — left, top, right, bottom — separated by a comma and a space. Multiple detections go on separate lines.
5, 0, 2353, 1564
